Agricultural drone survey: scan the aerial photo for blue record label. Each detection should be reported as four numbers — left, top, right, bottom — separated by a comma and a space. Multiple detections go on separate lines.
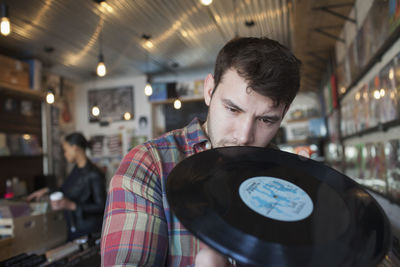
239, 176, 313, 222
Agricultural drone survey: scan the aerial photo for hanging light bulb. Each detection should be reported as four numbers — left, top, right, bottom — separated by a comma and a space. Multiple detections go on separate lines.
92, 105, 100, 117
96, 54, 106, 77
123, 112, 132, 120
144, 82, 153, 96
1, 3, 11, 36
200, 0, 213, 6
174, 99, 182, 110
143, 42, 153, 96
96, 23, 106, 77
46, 90, 55, 104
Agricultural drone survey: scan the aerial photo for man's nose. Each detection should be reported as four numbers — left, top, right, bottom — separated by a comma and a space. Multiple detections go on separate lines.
235, 119, 255, 145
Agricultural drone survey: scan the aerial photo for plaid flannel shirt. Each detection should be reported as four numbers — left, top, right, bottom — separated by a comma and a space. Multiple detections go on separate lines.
101, 118, 211, 267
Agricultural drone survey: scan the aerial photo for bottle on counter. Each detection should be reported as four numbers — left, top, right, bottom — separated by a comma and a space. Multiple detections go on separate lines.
4, 179, 14, 199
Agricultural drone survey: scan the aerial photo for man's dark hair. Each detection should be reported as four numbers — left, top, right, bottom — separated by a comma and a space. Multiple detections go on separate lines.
65, 132, 90, 150
213, 37, 301, 107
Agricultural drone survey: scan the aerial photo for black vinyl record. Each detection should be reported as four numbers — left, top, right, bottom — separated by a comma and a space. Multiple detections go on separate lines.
166, 147, 391, 267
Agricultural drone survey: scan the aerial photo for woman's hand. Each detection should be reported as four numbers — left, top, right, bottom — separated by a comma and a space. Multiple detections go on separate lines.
195, 246, 234, 267
50, 198, 77, 211
26, 187, 49, 202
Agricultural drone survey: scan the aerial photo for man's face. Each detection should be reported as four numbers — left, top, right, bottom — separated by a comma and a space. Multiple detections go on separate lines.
203, 68, 288, 148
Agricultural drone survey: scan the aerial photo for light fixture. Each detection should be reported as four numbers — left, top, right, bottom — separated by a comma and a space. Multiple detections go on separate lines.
1, 3, 11, 36
123, 112, 132, 120
96, 23, 106, 77
173, 99, 182, 110
143, 34, 153, 96
46, 90, 55, 104
96, 54, 106, 77
92, 105, 100, 117
144, 81, 153, 96
200, 0, 213, 6
373, 90, 381, 100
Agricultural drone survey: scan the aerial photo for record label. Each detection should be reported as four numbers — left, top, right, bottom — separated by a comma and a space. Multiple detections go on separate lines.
239, 176, 313, 222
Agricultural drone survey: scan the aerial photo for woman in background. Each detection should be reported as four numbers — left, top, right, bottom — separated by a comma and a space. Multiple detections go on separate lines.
28, 132, 106, 240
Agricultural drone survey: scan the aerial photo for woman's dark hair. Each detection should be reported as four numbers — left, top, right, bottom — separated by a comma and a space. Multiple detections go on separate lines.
213, 37, 301, 107
65, 132, 90, 150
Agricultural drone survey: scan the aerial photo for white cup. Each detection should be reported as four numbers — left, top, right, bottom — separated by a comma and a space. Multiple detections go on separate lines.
49, 191, 64, 201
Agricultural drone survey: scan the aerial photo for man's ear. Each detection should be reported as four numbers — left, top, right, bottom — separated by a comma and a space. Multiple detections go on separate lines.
203, 74, 215, 107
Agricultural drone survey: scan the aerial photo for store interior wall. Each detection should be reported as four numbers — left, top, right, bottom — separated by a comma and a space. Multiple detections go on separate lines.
336, 0, 400, 237
74, 74, 149, 185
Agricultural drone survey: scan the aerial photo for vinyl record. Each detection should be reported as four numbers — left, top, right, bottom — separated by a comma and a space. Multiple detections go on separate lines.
166, 146, 391, 267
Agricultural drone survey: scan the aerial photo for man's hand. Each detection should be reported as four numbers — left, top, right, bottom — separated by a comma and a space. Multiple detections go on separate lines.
195, 246, 234, 267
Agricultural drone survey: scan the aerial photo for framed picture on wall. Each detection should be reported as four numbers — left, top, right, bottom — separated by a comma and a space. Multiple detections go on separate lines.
88, 86, 134, 123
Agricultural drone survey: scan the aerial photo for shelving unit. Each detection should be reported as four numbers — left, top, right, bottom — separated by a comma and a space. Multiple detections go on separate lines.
0, 81, 44, 99
149, 95, 203, 105
0, 82, 44, 197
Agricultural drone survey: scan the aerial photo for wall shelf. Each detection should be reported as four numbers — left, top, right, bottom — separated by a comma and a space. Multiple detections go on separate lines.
341, 118, 400, 141
150, 95, 203, 104
0, 81, 44, 100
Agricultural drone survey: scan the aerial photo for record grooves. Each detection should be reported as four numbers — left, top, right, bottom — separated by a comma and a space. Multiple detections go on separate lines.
166, 146, 391, 267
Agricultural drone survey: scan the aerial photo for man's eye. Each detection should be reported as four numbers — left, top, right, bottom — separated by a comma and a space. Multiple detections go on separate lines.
260, 118, 273, 124
226, 106, 238, 113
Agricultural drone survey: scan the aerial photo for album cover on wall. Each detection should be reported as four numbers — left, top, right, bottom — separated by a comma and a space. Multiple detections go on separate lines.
370, 0, 390, 55
393, 52, 400, 115
385, 139, 400, 202
359, 84, 370, 131
379, 61, 398, 123
374, 142, 388, 194
344, 145, 358, 179
348, 41, 359, 81
389, 0, 400, 33
355, 143, 367, 180
357, 14, 374, 69
368, 76, 380, 127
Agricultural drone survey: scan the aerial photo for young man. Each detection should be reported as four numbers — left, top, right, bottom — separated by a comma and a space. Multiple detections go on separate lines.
101, 37, 301, 266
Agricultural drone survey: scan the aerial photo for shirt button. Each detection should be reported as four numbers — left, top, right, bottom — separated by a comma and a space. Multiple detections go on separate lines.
205, 142, 211, 150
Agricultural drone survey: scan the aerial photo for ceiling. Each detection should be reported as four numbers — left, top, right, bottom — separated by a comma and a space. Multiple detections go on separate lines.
0, 0, 355, 91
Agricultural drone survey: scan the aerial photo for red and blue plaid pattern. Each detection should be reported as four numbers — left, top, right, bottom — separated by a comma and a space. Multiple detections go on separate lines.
101, 118, 210, 266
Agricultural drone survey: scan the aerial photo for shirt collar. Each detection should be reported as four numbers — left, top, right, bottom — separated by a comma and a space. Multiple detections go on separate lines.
185, 117, 210, 149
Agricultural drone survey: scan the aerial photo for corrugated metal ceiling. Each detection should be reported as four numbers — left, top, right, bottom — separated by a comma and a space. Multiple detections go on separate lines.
0, 0, 354, 91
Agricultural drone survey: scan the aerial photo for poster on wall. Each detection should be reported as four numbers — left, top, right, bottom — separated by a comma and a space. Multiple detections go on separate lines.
348, 42, 359, 82
389, 0, 400, 33
88, 86, 134, 123
379, 61, 398, 123
385, 139, 400, 203
370, 0, 390, 55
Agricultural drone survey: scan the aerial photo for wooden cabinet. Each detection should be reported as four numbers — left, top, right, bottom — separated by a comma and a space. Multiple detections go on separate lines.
0, 83, 44, 197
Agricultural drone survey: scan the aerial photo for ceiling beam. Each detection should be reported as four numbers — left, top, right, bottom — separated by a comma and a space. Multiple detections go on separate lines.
312, 3, 356, 24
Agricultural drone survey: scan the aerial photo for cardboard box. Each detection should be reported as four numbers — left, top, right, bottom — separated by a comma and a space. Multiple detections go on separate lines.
0, 54, 30, 89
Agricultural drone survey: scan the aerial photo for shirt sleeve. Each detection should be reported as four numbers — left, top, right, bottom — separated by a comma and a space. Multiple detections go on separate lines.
101, 144, 168, 266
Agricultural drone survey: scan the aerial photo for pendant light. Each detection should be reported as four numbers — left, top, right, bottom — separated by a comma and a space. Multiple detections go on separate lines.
0, 3, 11, 36
46, 89, 55, 104
96, 26, 106, 77
173, 99, 182, 110
143, 36, 153, 96
144, 80, 153, 96
91, 105, 100, 117
200, 0, 212, 6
